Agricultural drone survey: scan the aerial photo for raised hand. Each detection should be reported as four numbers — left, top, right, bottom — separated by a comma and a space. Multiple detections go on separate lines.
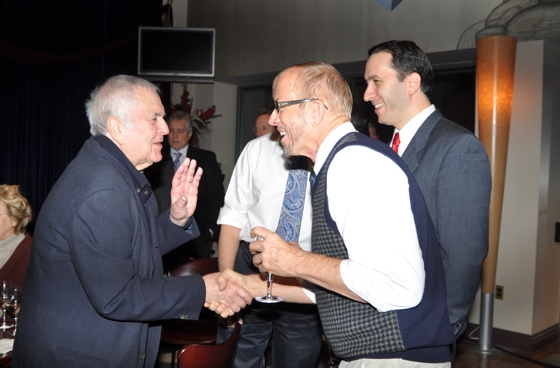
169, 158, 203, 226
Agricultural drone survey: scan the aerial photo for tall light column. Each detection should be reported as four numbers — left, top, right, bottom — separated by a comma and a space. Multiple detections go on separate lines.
476, 34, 517, 352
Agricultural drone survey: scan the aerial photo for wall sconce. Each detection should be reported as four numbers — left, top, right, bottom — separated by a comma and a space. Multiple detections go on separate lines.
476, 34, 517, 352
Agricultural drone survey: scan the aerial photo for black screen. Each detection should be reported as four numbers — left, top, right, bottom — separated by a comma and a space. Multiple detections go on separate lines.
138, 27, 215, 78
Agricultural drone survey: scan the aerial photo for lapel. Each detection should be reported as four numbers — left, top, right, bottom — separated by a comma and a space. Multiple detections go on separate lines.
186, 145, 196, 159
401, 109, 443, 172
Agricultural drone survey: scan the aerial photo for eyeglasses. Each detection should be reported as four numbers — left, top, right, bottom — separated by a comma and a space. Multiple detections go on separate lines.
273, 98, 328, 114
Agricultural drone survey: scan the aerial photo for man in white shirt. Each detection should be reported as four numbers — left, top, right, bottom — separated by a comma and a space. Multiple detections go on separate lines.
217, 111, 322, 368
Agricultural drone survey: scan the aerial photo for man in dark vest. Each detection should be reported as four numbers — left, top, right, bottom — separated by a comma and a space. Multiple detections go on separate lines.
215, 61, 455, 367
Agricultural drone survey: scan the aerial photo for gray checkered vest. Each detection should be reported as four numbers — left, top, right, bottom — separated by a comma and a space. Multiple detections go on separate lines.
311, 132, 453, 362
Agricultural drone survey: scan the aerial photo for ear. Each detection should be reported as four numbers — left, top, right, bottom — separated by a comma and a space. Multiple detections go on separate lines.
406, 72, 422, 95
106, 116, 125, 145
310, 99, 326, 127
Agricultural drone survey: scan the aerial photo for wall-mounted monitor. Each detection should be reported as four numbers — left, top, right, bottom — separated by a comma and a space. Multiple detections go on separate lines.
138, 27, 215, 82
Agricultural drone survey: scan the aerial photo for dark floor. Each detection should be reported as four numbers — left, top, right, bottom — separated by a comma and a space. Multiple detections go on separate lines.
158, 335, 560, 368
453, 336, 560, 368
315, 337, 560, 368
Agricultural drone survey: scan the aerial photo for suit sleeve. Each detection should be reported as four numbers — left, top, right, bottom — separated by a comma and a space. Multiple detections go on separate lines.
68, 188, 206, 322
435, 134, 491, 326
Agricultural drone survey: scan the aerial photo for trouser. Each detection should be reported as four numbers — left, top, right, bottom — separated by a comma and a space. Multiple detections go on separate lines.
216, 241, 323, 368
340, 359, 451, 368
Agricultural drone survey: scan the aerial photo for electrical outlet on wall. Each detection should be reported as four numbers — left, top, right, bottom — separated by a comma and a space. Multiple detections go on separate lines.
495, 285, 504, 300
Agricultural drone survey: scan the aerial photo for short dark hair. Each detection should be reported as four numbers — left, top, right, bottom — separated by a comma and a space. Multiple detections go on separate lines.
368, 40, 434, 95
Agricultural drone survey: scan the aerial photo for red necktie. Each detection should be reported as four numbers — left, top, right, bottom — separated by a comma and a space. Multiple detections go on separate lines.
391, 132, 400, 154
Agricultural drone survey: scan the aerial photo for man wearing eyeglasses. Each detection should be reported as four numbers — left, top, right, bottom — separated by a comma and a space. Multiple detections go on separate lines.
217, 110, 322, 368
215, 61, 455, 367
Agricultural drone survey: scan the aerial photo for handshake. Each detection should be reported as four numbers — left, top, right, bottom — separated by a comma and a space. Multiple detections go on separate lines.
201, 226, 307, 318
201, 270, 260, 318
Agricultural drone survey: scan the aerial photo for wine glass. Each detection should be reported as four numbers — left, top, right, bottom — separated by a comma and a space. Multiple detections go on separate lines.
253, 237, 283, 303
255, 272, 283, 303
0, 281, 14, 330
6, 286, 21, 337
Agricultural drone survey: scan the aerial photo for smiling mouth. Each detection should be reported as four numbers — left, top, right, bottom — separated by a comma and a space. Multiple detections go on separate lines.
374, 102, 384, 109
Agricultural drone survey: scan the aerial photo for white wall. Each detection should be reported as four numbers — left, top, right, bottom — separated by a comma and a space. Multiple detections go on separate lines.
468, 40, 560, 335
182, 0, 503, 183
187, 0, 501, 79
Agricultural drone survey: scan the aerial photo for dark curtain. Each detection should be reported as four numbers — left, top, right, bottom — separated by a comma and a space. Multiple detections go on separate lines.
0, 0, 163, 232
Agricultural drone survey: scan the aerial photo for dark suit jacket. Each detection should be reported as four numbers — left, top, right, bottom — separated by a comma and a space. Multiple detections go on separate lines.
13, 136, 204, 368
144, 144, 224, 260
401, 110, 491, 336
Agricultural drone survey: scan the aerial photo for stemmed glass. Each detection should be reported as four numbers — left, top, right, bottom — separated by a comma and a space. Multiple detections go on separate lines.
253, 237, 283, 303
255, 272, 283, 303
6, 286, 21, 337
0, 281, 14, 330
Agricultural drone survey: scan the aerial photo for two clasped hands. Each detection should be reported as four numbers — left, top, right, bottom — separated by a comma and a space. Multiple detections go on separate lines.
171, 158, 300, 318
205, 227, 302, 317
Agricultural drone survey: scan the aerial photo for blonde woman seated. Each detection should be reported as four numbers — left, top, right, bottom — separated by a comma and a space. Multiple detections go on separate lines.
0, 185, 32, 288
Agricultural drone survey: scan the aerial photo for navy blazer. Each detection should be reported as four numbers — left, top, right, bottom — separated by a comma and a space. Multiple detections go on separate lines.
401, 110, 492, 336
13, 136, 204, 367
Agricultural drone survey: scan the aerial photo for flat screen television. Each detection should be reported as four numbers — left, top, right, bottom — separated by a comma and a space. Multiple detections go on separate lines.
138, 27, 215, 81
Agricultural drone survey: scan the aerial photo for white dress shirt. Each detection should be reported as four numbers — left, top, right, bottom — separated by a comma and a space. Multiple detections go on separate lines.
218, 133, 315, 298
314, 122, 425, 312
391, 104, 436, 156
218, 134, 312, 248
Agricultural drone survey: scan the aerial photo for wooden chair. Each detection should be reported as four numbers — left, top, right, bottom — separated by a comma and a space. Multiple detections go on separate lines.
177, 322, 241, 368
169, 257, 219, 278
160, 257, 220, 367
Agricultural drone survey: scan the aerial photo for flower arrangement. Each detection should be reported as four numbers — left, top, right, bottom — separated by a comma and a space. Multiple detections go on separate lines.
174, 77, 221, 136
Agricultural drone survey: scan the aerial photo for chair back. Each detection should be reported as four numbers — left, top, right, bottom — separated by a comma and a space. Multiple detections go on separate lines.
177, 322, 241, 368
170, 257, 218, 277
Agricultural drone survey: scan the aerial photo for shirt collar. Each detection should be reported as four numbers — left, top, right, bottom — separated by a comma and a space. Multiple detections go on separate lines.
170, 145, 189, 158
314, 122, 356, 174
93, 135, 152, 205
392, 104, 435, 156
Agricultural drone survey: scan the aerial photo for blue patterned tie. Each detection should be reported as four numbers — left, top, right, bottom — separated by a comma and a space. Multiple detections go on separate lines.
276, 157, 308, 242
173, 152, 182, 172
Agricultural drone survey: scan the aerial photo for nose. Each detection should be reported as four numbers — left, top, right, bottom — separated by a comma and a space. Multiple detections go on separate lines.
363, 83, 376, 103
159, 118, 169, 135
268, 110, 279, 126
